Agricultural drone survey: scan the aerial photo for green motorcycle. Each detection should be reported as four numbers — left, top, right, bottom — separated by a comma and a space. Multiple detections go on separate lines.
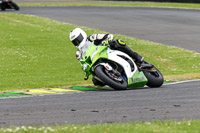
0, 0, 19, 11
79, 41, 164, 90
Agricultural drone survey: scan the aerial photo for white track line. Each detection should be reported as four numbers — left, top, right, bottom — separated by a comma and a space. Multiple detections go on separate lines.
164, 79, 200, 86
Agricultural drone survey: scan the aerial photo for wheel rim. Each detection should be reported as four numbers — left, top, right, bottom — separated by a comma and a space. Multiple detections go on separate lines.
94, 65, 127, 90
104, 69, 123, 83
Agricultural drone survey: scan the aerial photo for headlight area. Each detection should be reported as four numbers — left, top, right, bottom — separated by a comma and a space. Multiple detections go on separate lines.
91, 47, 98, 62
82, 64, 89, 71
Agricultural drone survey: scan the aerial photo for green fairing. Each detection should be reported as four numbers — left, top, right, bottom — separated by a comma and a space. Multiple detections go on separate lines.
92, 46, 108, 62
80, 42, 108, 75
79, 42, 148, 88
128, 70, 148, 88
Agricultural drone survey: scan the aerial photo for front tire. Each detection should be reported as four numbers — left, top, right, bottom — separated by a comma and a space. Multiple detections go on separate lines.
94, 65, 127, 90
92, 77, 105, 86
1, 4, 6, 11
142, 66, 164, 88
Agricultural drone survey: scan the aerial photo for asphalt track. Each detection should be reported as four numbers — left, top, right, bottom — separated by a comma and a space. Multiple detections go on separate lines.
1, 6, 200, 127
1, 80, 200, 127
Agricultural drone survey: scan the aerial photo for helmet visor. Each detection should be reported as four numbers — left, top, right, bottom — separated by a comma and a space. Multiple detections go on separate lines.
72, 33, 84, 47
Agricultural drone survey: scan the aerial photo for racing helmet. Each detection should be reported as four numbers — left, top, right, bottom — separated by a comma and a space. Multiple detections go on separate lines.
69, 28, 87, 49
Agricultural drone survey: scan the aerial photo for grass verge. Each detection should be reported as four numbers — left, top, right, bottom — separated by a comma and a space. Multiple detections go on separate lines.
18, 2, 200, 10
0, 13, 200, 91
0, 120, 199, 132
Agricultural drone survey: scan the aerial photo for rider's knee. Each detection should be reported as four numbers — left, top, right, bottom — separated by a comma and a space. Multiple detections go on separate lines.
117, 39, 126, 46
110, 39, 126, 49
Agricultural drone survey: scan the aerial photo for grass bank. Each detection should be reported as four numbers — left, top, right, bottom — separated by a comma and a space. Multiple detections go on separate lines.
18, 2, 200, 10
0, 13, 200, 91
0, 120, 199, 132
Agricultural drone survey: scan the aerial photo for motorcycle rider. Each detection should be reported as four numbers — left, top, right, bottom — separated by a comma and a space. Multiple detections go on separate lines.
69, 28, 144, 86
0, 0, 8, 9
70, 28, 144, 62
0, 0, 19, 11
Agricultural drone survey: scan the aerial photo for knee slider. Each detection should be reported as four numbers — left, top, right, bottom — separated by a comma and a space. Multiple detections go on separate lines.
117, 39, 126, 46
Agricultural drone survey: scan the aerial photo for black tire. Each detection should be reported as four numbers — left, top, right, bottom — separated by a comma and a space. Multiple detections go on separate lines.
1, 7, 5, 11
143, 66, 164, 88
92, 77, 105, 86
12, 2, 19, 10
94, 65, 127, 90
1, 4, 6, 11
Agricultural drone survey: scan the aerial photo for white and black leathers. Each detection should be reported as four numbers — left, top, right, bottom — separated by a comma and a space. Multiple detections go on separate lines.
76, 33, 144, 63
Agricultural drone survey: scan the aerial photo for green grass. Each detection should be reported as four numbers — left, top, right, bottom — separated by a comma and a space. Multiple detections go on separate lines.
18, 2, 200, 10
0, 13, 200, 91
0, 120, 200, 133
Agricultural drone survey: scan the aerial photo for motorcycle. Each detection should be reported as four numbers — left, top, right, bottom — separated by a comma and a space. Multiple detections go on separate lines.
79, 40, 164, 90
0, 0, 19, 11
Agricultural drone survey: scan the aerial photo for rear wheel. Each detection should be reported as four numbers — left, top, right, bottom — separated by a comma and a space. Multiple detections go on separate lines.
94, 65, 127, 90
142, 65, 164, 88
12, 2, 19, 10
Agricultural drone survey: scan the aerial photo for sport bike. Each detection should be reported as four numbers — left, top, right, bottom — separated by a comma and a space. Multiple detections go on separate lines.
79, 40, 164, 90
0, 0, 19, 11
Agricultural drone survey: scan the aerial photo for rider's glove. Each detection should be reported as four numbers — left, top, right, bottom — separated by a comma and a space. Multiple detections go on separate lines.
102, 40, 109, 46
102, 38, 113, 46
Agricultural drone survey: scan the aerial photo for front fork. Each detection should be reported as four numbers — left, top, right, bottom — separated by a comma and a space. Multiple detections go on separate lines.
84, 72, 90, 80
84, 63, 113, 81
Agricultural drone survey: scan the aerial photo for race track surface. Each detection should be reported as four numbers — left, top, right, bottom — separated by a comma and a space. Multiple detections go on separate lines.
1, 80, 200, 127
1, 6, 200, 127
17, 6, 200, 53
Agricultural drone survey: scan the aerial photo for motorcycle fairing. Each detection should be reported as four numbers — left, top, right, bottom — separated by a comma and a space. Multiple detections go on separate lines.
107, 49, 147, 87
127, 70, 147, 88
80, 42, 147, 88
80, 42, 108, 75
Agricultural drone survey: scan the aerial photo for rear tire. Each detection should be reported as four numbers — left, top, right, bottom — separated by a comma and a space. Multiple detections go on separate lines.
94, 65, 127, 90
12, 2, 19, 10
143, 66, 164, 88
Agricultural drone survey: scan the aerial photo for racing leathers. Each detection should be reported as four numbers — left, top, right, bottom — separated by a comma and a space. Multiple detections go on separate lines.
76, 33, 144, 63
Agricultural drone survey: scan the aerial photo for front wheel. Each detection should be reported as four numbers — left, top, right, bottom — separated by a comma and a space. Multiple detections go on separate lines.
12, 2, 19, 10
142, 65, 164, 88
92, 77, 105, 87
94, 65, 127, 90
1, 4, 6, 11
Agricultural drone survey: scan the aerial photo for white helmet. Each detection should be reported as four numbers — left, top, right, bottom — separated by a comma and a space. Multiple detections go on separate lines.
69, 28, 87, 49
